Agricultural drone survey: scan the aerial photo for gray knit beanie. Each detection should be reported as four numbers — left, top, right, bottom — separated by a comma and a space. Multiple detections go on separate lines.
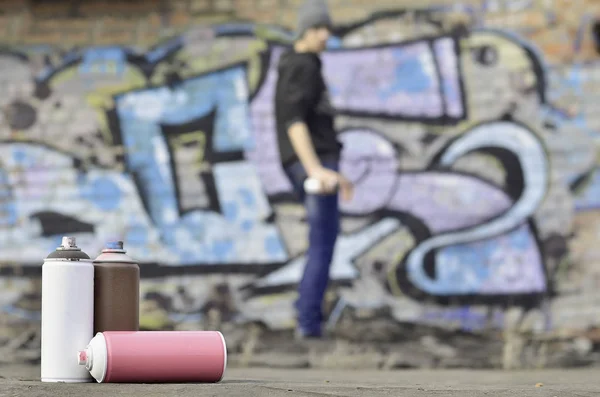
295, 0, 332, 40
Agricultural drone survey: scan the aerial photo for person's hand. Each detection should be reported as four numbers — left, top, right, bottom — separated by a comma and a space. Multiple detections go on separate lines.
308, 167, 354, 201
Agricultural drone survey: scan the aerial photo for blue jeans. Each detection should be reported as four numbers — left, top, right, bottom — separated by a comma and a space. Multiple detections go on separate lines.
284, 156, 340, 336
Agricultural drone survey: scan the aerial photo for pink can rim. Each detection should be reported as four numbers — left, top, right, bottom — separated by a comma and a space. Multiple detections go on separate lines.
218, 331, 227, 382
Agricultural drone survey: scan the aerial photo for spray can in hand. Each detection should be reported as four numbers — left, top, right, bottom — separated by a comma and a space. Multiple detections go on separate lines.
41, 236, 94, 383
93, 241, 140, 334
303, 177, 338, 195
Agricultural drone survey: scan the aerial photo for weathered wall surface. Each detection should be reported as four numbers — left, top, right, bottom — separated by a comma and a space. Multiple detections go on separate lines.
1, 0, 600, 367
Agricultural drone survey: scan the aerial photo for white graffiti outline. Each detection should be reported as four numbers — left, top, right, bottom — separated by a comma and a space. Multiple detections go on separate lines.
405, 121, 549, 294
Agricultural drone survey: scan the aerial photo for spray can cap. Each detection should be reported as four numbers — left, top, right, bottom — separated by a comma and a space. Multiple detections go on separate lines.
45, 236, 90, 260
94, 241, 137, 264
105, 241, 124, 251
57, 236, 81, 251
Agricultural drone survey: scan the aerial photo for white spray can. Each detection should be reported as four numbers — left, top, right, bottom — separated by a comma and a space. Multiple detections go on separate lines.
303, 178, 337, 194
41, 236, 94, 383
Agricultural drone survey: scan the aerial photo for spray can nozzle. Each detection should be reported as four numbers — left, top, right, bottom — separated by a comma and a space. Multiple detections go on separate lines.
56, 236, 81, 251
77, 348, 93, 371
77, 350, 88, 366
105, 241, 124, 250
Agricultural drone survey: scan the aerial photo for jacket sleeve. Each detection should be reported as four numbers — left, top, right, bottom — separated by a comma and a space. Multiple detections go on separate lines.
276, 60, 320, 130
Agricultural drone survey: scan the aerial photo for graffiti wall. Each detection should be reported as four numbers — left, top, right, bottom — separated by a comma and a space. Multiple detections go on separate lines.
2, 0, 600, 364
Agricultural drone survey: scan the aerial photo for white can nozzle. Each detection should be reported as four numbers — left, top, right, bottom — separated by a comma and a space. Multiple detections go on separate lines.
77, 349, 89, 366
61, 236, 77, 249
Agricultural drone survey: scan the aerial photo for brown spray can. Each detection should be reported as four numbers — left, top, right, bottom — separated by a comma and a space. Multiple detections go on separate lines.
93, 241, 140, 334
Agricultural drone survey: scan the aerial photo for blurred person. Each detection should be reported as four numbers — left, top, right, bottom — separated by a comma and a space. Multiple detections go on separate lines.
274, 0, 353, 339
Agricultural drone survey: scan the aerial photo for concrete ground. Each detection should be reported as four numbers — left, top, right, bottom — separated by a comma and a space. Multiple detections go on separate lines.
1, 365, 599, 396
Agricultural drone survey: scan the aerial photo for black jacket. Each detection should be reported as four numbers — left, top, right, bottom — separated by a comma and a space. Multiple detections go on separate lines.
274, 50, 341, 167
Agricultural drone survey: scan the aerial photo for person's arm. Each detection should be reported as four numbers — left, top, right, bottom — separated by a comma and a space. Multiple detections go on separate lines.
287, 121, 321, 176
277, 58, 353, 199
278, 59, 323, 175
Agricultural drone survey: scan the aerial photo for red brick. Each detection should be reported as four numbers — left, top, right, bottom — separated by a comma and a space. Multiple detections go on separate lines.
169, 10, 191, 27
101, 17, 137, 31
94, 30, 134, 45
78, 0, 162, 16
0, 15, 8, 30
31, 2, 72, 17
233, 0, 255, 11
258, 0, 278, 8
35, 18, 90, 31
213, 0, 234, 12
62, 30, 93, 45
168, 0, 191, 11
23, 30, 64, 45
190, 0, 211, 13
0, 0, 27, 12
146, 12, 163, 28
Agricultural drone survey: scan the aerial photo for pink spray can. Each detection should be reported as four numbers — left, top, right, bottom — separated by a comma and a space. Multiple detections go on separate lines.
77, 331, 227, 383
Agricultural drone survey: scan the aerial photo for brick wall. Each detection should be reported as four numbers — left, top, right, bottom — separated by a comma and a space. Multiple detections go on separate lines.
1, 0, 600, 368
0, 0, 595, 60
